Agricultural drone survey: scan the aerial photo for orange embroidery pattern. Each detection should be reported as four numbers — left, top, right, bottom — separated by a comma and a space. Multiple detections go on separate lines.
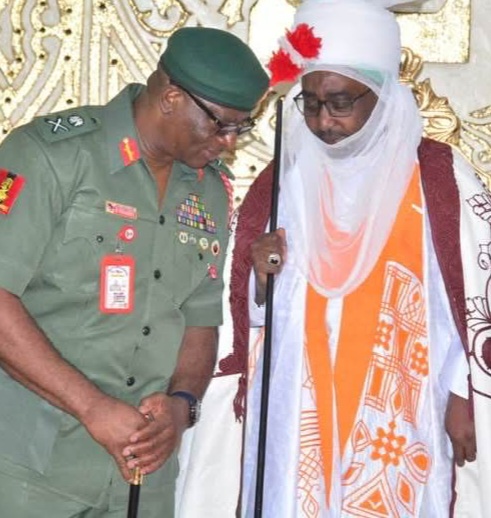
409, 342, 429, 376
298, 410, 323, 518
342, 263, 431, 517
298, 356, 324, 517
370, 421, 406, 467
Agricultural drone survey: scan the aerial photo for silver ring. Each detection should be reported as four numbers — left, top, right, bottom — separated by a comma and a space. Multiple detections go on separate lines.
267, 253, 281, 266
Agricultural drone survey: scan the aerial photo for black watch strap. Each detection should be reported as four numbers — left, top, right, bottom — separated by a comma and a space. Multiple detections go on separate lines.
170, 391, 201, 427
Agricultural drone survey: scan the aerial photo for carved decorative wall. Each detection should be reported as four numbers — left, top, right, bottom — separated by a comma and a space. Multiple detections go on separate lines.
0, 0, 489, 202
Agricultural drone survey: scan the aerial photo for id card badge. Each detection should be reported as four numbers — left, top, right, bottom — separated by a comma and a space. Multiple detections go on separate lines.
100, 254, 135, 313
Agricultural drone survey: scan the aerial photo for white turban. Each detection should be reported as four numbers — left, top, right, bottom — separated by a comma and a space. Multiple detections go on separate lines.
272, 0, 424, 297
294, 0, 402, 78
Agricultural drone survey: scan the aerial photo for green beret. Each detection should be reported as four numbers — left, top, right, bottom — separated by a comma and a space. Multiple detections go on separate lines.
159, 27, 269, 112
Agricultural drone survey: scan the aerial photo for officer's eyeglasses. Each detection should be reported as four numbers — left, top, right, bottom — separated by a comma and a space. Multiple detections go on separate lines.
293, 89, 371, 118
170, 81, 256, 136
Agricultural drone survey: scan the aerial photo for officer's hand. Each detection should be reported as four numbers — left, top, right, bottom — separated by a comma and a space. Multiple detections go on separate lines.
122, 392, 188, 475
251, 228, 287, 305
445, 392, 476, 466
80, 394, 148, 482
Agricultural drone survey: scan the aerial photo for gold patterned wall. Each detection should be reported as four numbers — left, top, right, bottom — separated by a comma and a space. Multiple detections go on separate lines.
0, 0, 490, 203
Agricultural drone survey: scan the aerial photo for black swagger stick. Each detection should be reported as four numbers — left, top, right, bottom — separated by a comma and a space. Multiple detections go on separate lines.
127, 410, 155, 518
254, 96, 284, 517
127, 467, 143, 518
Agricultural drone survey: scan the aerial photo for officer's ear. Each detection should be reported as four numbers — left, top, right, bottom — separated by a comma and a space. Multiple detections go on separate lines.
160, 83, 183, 115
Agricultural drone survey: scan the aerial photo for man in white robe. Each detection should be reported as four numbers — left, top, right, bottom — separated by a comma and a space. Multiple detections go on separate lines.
176, 1, 489, 516
238, 0, 484, 516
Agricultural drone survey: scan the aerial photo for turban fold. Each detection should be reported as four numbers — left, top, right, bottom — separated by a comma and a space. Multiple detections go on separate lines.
269, 0, 402, 85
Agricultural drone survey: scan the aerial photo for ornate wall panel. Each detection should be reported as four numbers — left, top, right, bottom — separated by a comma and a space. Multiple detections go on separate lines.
0, 0, 489, 203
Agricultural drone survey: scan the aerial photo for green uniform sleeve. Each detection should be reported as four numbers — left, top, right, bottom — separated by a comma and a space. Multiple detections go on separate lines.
0, 129, 64, 295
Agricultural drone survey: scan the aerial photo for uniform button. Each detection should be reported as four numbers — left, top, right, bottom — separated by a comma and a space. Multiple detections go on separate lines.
159, 215, 165, 225
126, 376, 135, 386
142, 326, 151, 336
96, 235, 104, 243
153, 269, 161, 279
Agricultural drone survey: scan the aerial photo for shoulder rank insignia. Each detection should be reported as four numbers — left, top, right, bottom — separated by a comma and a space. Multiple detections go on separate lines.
45, 116, 70, 134
36, 109, 100, 143
0, 169, 25, 215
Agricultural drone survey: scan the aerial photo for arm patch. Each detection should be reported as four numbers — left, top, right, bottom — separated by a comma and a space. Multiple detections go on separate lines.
0, 169, 25, 215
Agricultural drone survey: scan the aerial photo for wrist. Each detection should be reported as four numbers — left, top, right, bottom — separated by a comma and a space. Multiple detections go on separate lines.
169, 390, 201, 428
77, 389, 112, 425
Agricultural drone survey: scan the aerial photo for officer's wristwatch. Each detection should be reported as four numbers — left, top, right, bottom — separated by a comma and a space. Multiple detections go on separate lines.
170, 391, 201, 428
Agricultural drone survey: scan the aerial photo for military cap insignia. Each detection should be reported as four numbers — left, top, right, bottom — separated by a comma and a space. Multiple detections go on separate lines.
176, 193, 217, 234
0, 169, 26, 215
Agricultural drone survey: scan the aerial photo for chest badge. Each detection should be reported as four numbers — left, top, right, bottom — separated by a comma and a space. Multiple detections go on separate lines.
118, 225, 138, 242
211, 239, 220, 256
207, 263, 218, 280
176, 193, 217, 234
178, 231, 189, 244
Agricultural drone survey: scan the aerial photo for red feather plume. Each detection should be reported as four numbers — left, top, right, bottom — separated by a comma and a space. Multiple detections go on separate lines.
267, 49, 303, 87
286, 23, 322, 59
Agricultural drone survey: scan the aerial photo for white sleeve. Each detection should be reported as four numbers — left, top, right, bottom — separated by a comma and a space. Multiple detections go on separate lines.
427, 216, 470, 399
248, 269, 266, 326
441, 333, 470, 398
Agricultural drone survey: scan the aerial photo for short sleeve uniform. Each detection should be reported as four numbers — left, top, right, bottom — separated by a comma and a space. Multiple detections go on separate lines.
0, 84, 231, 509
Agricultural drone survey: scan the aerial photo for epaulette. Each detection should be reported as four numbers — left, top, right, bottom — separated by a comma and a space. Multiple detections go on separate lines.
34, 107, 101, 143
208, 158, 235, 180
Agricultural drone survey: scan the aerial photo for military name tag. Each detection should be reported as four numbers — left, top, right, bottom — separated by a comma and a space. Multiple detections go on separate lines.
100, 254, 135, 313
105, 200, 138, 220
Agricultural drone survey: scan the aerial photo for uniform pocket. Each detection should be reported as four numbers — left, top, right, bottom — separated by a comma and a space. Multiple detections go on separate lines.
45, 206, 123, 294
171, 228, 217, 306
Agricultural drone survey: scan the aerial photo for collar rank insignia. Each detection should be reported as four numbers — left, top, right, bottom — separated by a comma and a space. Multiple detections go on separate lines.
119, 137, 141, 166
0, 169, 26, 215
176, 193, 217, 234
